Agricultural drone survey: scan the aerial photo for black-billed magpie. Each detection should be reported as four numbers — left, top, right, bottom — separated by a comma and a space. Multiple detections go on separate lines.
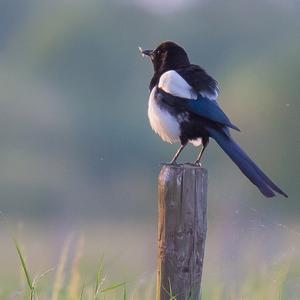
139, 41, 287, 198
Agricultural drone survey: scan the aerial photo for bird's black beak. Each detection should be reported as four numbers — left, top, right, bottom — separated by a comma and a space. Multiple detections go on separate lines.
139, 47, 153, 57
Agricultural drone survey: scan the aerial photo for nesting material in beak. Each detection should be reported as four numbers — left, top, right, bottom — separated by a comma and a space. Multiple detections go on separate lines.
139, 46, 153, 57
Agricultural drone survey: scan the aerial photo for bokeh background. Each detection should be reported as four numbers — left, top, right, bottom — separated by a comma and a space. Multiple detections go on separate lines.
0, 0, 299, 298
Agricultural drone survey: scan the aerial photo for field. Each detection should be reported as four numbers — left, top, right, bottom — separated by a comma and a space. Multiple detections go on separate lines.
1, 217, 300, 300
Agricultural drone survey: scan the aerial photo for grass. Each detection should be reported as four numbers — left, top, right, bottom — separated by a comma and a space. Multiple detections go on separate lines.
10, 235, 296, 300
14, 238, 35, 300
13, 236, 127, 300
2, 219, 299, 300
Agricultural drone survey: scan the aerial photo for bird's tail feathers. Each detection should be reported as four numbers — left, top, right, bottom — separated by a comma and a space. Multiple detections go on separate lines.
208, 128, 288, 198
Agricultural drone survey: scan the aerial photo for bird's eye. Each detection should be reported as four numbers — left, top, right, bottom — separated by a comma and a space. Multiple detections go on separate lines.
155, 50, 160, 55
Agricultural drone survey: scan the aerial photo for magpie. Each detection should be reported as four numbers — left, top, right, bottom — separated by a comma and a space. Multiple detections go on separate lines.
139, 41, 287, 198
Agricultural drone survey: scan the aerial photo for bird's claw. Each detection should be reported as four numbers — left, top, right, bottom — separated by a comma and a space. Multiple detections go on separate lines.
184, 162, 202, 167
162, 160, 181, 166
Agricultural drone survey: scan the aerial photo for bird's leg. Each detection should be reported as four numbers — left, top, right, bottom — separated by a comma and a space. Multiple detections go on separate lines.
194, 137, 209, 165
169, 143, 186, 165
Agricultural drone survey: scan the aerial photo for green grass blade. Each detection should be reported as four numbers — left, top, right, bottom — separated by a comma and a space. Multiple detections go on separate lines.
94, 255, 104, 298
123, 284, 127, 300
14, 238, 33, 290
80, 284, 85, 300
100, 281, 126, 293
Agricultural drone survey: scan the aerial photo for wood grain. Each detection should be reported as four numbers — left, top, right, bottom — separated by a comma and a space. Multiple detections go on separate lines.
156, 164, 207, 300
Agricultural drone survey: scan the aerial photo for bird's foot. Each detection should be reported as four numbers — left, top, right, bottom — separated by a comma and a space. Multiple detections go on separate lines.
193, 160, 202, 166
162, 160, 181, 166
184, 162, 202, 167
184, 162, 196, 166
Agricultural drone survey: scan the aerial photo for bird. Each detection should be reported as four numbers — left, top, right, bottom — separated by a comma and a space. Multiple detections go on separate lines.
139, 41, 287, 198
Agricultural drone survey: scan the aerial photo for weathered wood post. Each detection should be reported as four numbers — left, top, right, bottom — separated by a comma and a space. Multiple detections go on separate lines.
156, 164, 208, 300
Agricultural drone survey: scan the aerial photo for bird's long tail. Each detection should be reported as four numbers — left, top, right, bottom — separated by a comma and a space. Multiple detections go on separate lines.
207, 127, 288, 198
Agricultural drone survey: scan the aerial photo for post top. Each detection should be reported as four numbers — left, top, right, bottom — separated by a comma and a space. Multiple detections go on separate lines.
161, 163, 207, 171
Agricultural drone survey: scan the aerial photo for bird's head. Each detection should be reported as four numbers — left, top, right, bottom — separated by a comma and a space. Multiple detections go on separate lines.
139, 41, 190, 73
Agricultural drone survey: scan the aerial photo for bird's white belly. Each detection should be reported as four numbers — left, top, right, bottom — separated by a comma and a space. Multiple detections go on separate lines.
148, 87, 180, 144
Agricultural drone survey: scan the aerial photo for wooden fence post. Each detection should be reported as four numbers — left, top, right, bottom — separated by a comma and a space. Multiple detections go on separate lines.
156, 164, 208, 300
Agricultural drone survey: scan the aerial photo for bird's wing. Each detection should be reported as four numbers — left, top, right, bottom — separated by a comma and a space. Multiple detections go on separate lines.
157, 88, 240, 131
176, 64, 219, 100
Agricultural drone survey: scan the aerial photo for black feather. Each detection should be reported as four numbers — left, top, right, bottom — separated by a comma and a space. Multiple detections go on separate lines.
207, 127, 288, 198
176, 64, 219, 97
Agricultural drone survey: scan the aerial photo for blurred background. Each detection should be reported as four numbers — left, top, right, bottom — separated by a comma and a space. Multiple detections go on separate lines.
0, 0, 299, 298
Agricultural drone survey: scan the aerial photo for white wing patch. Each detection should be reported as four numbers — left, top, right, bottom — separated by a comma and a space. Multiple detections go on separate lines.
148, 87, 180, 144
159, 70, 219, 101
158, 70, 198, 100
